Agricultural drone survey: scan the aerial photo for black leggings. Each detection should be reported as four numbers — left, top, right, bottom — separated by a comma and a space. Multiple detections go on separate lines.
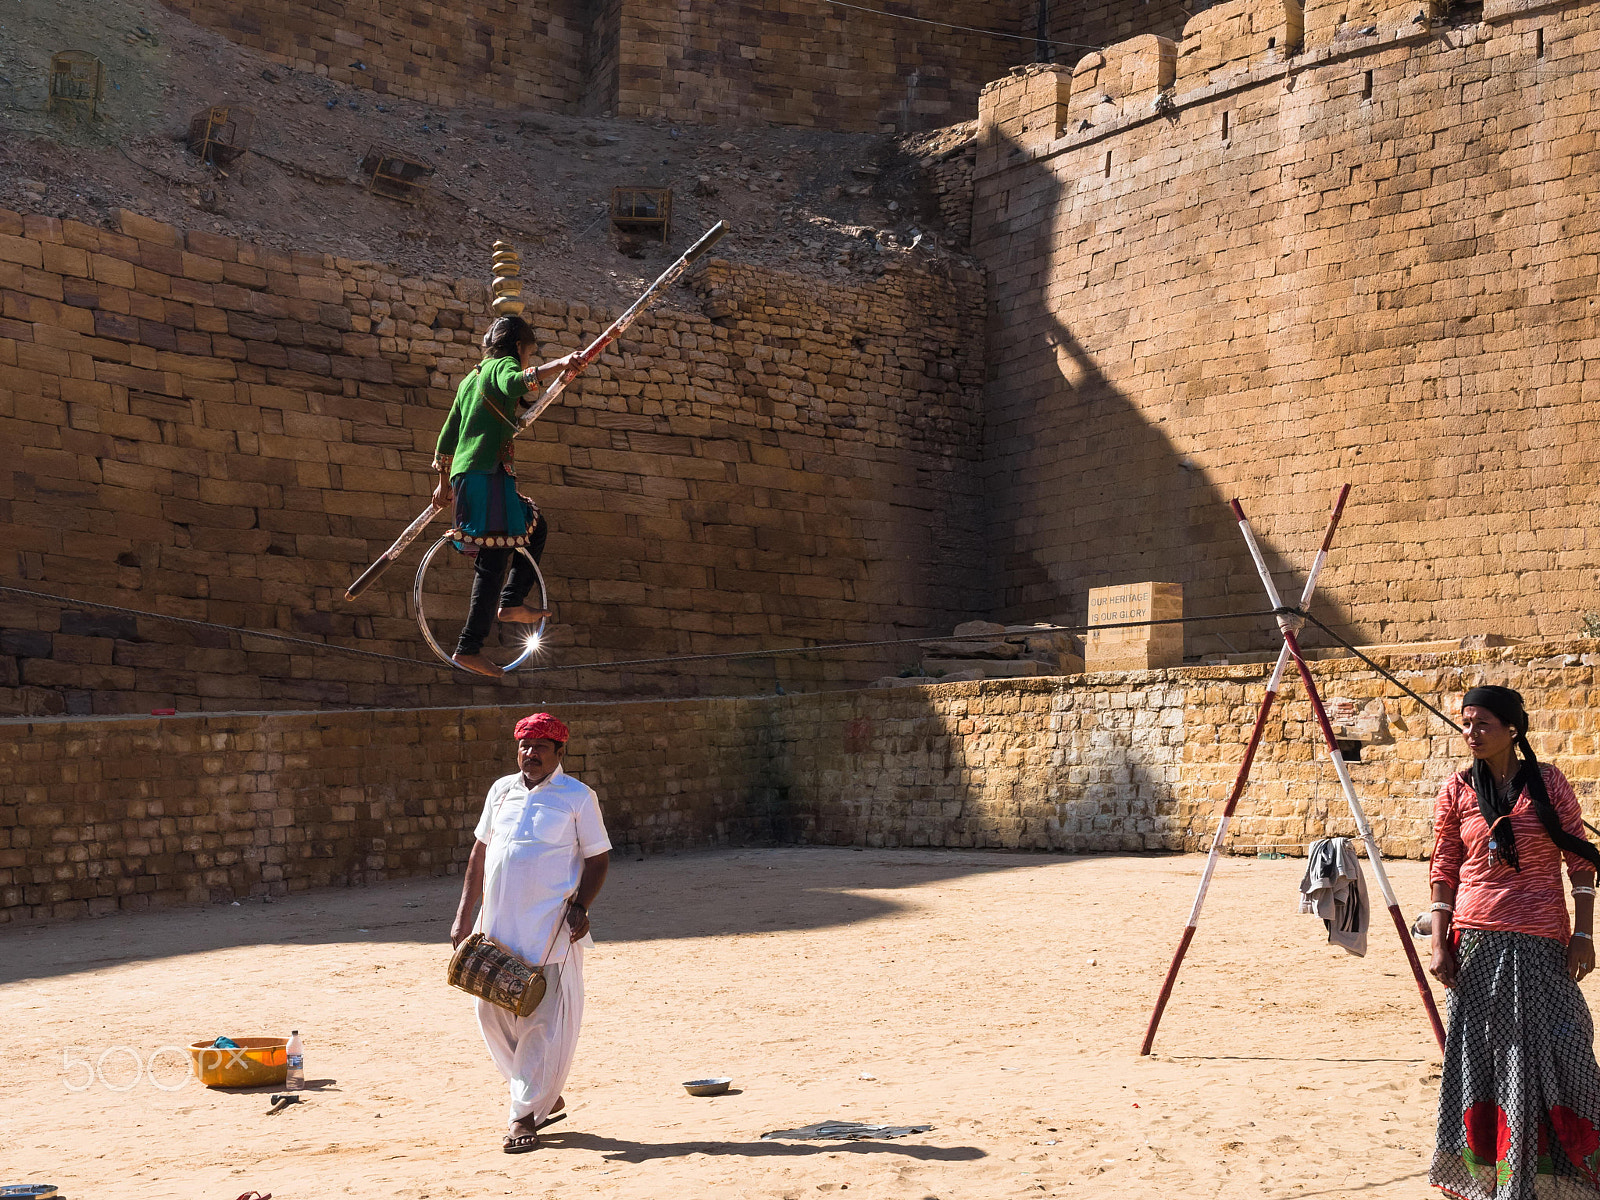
455, 512, 549, 656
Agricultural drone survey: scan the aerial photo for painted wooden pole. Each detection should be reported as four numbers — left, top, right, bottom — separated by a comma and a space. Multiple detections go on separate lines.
345, 220, 729, 602
1139, 485, 1350, 1055
1233, 499, 1447, 1052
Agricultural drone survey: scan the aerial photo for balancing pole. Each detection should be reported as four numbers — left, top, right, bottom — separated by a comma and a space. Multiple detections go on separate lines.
1233, 500, 1447, 1052
345, 220, 730, 602
1139, 484, 1350, 1056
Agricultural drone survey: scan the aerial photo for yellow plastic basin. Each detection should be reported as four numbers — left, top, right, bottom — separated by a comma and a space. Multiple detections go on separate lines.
186, 1038, 288, 1088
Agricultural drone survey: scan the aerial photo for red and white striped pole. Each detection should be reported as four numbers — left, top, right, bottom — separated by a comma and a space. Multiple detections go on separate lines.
1140, 485, 1350, 1055
1233, 498, 1446, 1052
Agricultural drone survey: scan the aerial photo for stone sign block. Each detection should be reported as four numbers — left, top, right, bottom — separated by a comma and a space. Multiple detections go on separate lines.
1086, 582, 1183, 671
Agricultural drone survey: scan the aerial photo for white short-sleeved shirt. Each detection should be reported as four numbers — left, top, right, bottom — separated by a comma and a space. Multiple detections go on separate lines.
474, 766, 611, 964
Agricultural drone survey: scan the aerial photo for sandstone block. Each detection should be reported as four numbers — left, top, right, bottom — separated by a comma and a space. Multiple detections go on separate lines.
1086, 583, 1184, 672
918, 638, 1021, 658
117, 211, 182, 247
953, 620, 1008, 637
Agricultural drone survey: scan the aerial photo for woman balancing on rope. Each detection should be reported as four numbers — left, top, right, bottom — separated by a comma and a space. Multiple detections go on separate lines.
431, 316, 577, 677
1429, 685, 1600, 1198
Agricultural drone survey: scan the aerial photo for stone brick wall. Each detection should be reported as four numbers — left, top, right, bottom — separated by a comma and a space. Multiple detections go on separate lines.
0, 699, 766, 922
578, 0, 624, 116
0, 207, 986, 715
927, 142, 978, 249
1048, 0, 1193, 61
614, 0, 1030, 132
8, 639, 1598, 923
972, 0, 1600, 652
160, 0, 598, 111
160, 0, 1033, 130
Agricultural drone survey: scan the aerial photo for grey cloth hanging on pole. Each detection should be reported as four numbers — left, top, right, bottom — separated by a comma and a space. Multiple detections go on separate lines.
1299, 836, 1369, 957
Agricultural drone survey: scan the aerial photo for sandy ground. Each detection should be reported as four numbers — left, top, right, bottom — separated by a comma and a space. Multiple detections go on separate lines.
0, 848, 1463, 1199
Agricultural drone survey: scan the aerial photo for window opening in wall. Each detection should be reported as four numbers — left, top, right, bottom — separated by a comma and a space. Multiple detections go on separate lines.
1221, 110, 1230, 140
1362, 69, 1373, 98
1104, 149, 1112, 177
1268, 36, 1276, 47
1337, 739, 1363, 762
1536, 28, 1545, 57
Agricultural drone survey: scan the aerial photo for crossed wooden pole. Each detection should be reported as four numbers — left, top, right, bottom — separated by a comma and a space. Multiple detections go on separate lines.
1140, 485, 1446, 1055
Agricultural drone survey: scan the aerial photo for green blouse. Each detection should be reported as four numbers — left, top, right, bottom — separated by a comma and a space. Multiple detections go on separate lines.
434, 356, 529, 477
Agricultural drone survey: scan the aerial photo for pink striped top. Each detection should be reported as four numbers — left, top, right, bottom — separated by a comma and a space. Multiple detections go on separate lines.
1430, 763, 1592, 944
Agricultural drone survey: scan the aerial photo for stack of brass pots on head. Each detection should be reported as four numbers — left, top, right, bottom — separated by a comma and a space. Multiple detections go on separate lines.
490, 241, 524, 316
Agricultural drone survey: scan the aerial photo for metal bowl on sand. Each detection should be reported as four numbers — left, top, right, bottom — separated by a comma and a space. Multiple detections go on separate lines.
683, 1077, 733, 1097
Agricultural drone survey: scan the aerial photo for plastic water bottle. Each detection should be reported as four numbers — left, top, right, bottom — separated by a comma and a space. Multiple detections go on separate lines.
285, 1030, 304, 1092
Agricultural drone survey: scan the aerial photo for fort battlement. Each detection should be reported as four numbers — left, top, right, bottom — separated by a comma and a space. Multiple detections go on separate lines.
970, 0, 1600, 650
976, 0, 1492, 170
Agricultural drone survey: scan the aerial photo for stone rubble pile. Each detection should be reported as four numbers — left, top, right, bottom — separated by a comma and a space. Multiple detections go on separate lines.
871, 620, 1085, 688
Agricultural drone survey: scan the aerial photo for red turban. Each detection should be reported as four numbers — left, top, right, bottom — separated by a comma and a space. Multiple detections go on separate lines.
513, 712, 569, 744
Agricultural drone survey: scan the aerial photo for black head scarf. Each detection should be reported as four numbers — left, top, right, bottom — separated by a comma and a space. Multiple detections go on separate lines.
1462, 685, 1600, 873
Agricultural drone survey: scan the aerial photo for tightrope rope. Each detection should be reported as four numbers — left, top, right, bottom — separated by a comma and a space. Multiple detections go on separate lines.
1293, 609, 1463, 732
0, 584, 446, 671
496, 609, 1290, 675
1, 582, 1285, 676
817, 0, 1109, 51
1288, 607, 1600, 841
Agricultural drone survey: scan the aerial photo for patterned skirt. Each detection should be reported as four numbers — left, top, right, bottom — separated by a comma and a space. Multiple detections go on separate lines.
1432, 929, 1600, 1199
448, 468, 535, 550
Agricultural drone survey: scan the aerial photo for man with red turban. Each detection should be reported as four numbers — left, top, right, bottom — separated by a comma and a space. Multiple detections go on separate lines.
450, 712, 611, 1152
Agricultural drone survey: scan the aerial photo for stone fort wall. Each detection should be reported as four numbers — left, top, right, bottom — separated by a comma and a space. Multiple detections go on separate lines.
160, 0, 603, 112
612, 0, 1029, 131
160, 0, 1033, 131
0, 206, 986, 716
972, 0, 1600, 653
1047, 0, 1193, 68
7, 639, 1598, 923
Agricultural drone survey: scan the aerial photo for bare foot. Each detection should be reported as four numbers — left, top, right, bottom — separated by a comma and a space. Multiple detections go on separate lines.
551, 1095, 565, 1114
452, 652, 503, 678
496, 606, 551, 624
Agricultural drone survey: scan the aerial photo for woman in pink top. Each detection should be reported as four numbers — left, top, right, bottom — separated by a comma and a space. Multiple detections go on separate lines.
1428, 685, 1600, 1199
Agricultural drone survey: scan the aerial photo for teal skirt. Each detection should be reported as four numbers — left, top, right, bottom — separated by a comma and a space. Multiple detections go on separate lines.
447, 469, 532, 549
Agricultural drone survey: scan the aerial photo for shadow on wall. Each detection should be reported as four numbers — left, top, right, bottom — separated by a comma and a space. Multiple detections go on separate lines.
977, 124, 1364, 657
0, 845, 1069, 985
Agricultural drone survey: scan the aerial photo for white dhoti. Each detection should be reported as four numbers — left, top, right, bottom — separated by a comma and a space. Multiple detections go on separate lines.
470, 766, 611, 1133
476, 953, 584, 1129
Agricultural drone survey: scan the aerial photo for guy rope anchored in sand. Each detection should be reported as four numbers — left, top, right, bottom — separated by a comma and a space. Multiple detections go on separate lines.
345, 221, 728, 676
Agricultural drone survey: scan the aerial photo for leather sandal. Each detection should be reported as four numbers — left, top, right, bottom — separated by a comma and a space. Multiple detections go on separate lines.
502, 1131, 539, 1154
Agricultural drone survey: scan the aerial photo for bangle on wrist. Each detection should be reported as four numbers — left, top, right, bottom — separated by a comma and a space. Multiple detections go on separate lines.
1574, 931, 1593, 940
1431, 902, 1454, 913
1575, 886, 1596, 896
